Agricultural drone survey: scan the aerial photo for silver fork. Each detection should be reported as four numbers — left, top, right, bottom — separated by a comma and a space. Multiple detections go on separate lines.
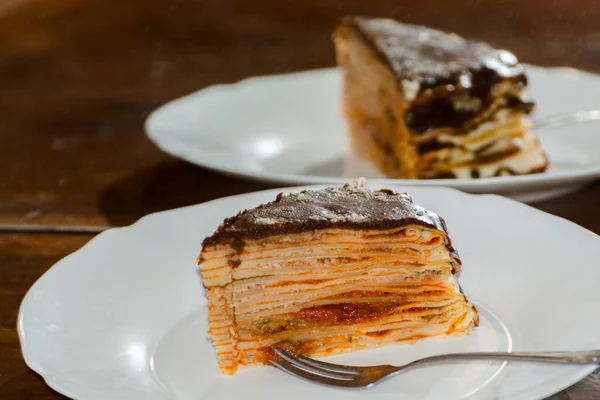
270, 348, 600, 389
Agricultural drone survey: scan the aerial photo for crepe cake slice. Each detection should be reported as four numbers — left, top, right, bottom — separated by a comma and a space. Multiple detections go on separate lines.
333, 16, 549, 179
198, 179, 479, 374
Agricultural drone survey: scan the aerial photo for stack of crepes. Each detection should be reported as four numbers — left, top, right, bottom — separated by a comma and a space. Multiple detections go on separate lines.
333, 16, 549, 179
199, 180, 479, 374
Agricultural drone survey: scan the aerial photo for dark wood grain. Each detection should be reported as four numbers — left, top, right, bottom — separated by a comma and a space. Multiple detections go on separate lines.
1, 0, 600, 398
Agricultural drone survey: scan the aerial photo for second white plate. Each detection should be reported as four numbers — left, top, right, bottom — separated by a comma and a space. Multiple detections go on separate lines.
145, 66, 600, 203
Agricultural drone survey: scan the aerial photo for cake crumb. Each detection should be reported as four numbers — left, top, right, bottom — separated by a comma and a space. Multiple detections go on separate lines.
401, 79, 420, 101
353, 177, 368, 187
254, 217, 280, 225
400, 193, 413, 203
321, 210, 346, 223
348, 213, 367, 222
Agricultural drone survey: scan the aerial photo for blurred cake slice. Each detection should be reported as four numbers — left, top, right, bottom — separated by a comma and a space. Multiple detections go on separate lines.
333, 16, 549, 179
199, 180, 479, 374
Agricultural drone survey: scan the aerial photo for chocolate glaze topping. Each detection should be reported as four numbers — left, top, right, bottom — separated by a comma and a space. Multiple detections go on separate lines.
343, 16, 526, 91
201, 180, 461, 268
406, 94, 534, 136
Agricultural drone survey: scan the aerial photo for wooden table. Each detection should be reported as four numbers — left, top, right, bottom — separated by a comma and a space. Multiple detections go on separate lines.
1, 0, 600, 398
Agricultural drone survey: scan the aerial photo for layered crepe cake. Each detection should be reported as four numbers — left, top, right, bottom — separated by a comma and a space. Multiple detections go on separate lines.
198, 180, 479, 374
333, 16, 549, 179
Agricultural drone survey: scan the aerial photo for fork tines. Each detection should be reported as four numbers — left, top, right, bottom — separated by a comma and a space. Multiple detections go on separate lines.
270, 348, 367, 388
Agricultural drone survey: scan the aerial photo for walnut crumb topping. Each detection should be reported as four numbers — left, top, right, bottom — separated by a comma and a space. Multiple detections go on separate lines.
348, 213, 367, 222
254, 217, 281, 225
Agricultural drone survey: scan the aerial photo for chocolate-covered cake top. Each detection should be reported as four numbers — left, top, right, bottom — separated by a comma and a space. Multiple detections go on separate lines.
201, 179, 460, 266
342, 16, 525, 91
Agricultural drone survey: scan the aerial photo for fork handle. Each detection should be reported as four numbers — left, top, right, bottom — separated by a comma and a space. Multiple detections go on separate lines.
402, 350, 600, 370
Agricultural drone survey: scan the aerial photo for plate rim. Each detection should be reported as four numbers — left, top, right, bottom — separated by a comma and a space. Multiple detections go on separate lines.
144, 65, 600, 190
17, 185, 600, 400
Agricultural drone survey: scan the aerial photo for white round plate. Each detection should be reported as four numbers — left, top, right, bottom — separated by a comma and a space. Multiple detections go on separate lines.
145, 66, 600, 203
18, 185, 600, 400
